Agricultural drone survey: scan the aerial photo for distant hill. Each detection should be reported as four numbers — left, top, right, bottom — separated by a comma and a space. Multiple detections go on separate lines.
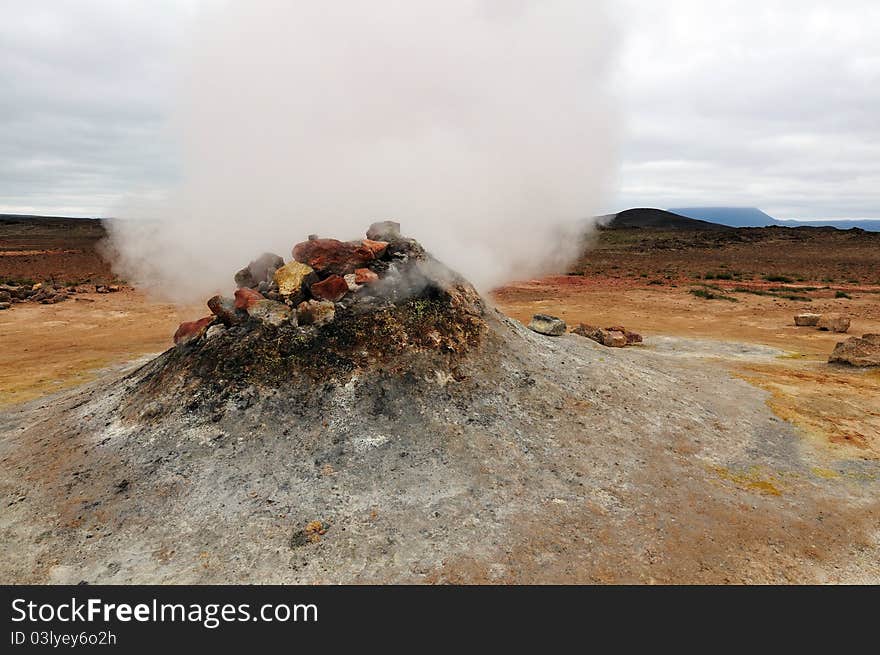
669, 207, 776, 228
669, 207, 880, 232
599, 208, 731, 231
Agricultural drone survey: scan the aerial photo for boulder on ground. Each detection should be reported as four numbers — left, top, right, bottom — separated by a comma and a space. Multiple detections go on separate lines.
570, 323, 634, 348
605, 325, 643, 345
233, 287, 264, 311
246, 299, 294, 327
828, 336, 880, 367
366, 220, 401, 242
528, 314, 566, 336
292, 239, 378, 276
234, 252, 285, 289
173, 316, 215, 346
310, 275, 349, 302
207, 295, 243, 325
794, 313, 821, 326
817, 313, 850, 333
273, 261, 316, 297
296, 299, 336, 327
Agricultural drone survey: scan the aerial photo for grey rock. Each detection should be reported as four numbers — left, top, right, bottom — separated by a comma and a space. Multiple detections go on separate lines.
528, 314, 566, 336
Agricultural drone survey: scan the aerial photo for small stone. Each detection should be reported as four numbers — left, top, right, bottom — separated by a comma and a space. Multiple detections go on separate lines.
366, 220, 401, 241
604, 330, 628, 348
310, 275, 349, 302
343, 273, 360, 291
794, 313, 821, 326
207, 295, 243, 325
354, 268, 379, 285
107, 284, 120, 292
571, 323, 630, 348
0, 302, 10, 310
828, 336, 880, 367
817, 313, 850, 333
605, 325, 643, 344
528, 314, 566, 336
233, 287, 264, 310
0, 290, 10, 303
297, 299, 335, 327
247, 299, 294, 327
273, 261, 316, 296
173, 316, 215, 346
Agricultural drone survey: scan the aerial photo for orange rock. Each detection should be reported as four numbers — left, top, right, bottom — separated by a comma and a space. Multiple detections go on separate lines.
173, 316, 215, 346
310, 275, 349, 302
233, 287, 264, 310
360, 239, 388, 258
354, 267, 379, 284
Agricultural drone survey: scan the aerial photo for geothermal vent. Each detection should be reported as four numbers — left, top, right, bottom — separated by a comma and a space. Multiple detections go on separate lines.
121, 222, 498, 425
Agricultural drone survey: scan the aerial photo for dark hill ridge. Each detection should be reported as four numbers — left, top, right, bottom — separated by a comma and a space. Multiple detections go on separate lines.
599, 208, 732, 231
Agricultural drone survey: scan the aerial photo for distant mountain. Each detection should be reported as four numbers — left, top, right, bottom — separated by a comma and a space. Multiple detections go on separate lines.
669, 206, 880, 231
599, 208, 731, 230
668, 207, 776, 228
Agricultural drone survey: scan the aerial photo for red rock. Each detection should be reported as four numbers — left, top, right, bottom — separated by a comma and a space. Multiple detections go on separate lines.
234, 287, 264, 310
354, 268, 379, 284
174, 316, 215, 346
310, 275, 349, 302
292, 238, 377, 275
361, 239, 388, 258
208, 295, 242, 325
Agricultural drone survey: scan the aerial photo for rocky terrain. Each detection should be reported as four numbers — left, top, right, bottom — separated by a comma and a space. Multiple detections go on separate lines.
2, 222, 879, 584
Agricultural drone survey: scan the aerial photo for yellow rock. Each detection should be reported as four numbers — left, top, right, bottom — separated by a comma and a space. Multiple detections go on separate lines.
273, 261, 315, 296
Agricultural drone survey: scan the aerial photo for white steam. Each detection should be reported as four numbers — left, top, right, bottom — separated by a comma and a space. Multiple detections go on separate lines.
109, 0, 618, 302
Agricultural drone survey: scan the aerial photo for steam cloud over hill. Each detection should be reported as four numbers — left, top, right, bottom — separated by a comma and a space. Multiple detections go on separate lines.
108, 0, 618, 302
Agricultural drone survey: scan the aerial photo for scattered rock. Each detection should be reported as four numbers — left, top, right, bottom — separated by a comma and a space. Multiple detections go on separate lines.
292, 238, 378, 276
233, 287, 264, 311
0, 302, 10, 310
247, 299, 294, 327
173, 317, 215, 346
354, 268, 379, 285
528, 314, 566, 336
817, 313, 850, 333
296, 299, 335, 327
570, 323, 636, 348
366, 220, 401, 241
310, 275, 349, 302
207, 295, 243, 325
605, 325, 643, 345
273, 261, 316, 297
829, 335, 880, 367
794, 313, 821, 326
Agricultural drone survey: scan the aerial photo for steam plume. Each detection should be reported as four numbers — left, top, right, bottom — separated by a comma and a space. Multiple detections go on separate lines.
109, 0, 618, 302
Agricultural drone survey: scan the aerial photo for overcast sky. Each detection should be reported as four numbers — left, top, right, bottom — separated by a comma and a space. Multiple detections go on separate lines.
1, 0, 878, 219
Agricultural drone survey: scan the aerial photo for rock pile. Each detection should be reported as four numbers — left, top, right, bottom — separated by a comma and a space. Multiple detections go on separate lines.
828, 334, 880, 367
571, 323, 643, 348
170, 222, 484, 362
0, 282, 117, 309
794, 312, 850, 333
